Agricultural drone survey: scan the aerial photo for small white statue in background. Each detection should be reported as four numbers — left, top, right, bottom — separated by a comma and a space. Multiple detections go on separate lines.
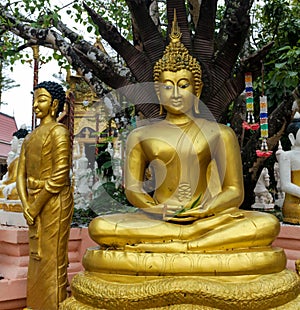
74, 148, 93, 210
273, 141, 285, 208
0, 124, 28, 201
112, 140, 123, 189
0, 135, 19, 187
252, 167, 274, 210
106, 142, 114, 158
0, 151, 16, 185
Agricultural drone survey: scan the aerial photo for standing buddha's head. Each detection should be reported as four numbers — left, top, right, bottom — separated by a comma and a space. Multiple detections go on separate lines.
34, 81, 66, 118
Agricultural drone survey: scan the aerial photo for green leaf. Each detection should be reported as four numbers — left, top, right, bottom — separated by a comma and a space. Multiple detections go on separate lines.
275, 62, 286, 69
277, 45, 291, 52
174, 193, 202, 216
101, 161, 112, 169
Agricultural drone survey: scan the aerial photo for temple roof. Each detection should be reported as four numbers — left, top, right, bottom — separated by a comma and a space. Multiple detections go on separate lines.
0, 112, 18, 160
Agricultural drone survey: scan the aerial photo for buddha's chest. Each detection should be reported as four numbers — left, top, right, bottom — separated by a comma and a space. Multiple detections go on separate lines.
140, 132, 211, 165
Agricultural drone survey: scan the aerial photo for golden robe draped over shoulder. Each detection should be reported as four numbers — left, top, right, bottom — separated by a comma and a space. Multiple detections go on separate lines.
18, 122, 73, 310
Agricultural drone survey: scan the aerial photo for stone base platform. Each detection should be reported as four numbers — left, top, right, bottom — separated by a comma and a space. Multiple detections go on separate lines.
0, 209, 27, 227
60, 269, 300, 309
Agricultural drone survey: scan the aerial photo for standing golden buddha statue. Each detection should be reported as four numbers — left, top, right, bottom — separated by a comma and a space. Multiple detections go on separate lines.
61, 13, 300, 310
17, 81, 73, 310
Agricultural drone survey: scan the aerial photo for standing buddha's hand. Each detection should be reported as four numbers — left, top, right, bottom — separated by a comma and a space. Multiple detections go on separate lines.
23, 206, 35, 226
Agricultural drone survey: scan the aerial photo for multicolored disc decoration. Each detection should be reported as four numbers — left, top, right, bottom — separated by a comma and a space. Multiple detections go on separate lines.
243, 72, 259, 130
260, 95, 268, 146
256, 95, 272, 157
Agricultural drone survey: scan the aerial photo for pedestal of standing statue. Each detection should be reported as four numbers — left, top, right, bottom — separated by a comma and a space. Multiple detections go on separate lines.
0, 225, 97, 310
60, 245, 300, 309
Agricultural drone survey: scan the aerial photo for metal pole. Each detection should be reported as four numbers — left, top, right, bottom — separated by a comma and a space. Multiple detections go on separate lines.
31, 45, 39, 130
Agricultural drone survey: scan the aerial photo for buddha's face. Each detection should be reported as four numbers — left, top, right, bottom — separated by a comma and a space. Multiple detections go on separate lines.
158, 69, 196, 115
33, 88, 57, 120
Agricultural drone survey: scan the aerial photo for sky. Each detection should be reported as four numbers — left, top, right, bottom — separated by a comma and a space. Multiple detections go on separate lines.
0, 0, 81, 129
1, 51, 63, 129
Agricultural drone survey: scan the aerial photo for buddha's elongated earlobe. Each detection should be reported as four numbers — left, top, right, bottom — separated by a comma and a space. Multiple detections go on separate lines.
51, 98, 59, 118
194, 99, 200, 115
159, 104, 164, 115
193, 81, 203, 115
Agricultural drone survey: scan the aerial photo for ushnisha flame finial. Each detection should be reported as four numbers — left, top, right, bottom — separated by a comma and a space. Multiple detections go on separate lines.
170, 9, 182, 43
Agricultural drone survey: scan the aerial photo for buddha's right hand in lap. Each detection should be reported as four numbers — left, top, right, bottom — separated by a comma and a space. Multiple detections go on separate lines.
141, 204, 201, 222
142, 204, 185, 218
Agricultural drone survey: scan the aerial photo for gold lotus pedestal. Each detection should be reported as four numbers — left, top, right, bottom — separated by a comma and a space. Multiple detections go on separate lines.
60, 246, 300, 309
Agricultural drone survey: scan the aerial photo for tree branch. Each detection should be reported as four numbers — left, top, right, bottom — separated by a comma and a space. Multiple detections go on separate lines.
56, 20, 132, 88
213, 0, 253, 92
0, 7, 108, 99
193, 0, 217, 64
125, 0, 165, 64
83, 2, 153, 82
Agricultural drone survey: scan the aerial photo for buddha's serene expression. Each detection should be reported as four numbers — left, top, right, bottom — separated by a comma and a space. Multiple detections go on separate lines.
159, 69, 196, 115
33, 88, 53, 119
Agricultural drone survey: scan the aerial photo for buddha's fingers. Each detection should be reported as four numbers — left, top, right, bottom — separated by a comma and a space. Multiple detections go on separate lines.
23, 208, 35, 225
175, 207, 209, 218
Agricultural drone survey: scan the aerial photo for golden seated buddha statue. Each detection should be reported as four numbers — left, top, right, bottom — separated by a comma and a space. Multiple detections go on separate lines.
61, 13, 300, 310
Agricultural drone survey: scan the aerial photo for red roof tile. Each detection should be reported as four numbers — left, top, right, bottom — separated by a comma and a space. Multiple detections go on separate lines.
0, 143, 11, 159
0, 112, 18, 159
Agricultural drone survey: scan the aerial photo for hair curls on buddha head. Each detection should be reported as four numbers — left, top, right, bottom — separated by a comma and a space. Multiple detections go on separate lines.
34, 81, 66, 118
153, 11, 203, 99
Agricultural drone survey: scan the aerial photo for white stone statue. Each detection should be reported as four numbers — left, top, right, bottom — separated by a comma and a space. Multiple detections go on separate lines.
111, 140, 123, 189
273, 141, 285, 208
0, 151, 16, 185
251, 167, 274, 210
0, 124, 28, 227
279, 128, 300, 223
0, 135, 18, 187
106, 142, 114, 158
0, 124, 28, 200
74, 148, 93, 210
